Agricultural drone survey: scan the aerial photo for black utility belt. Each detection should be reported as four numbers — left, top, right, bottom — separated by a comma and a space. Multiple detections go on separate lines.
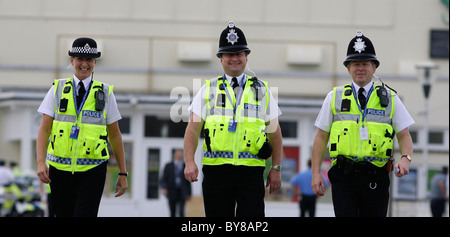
335, 155, 387, 175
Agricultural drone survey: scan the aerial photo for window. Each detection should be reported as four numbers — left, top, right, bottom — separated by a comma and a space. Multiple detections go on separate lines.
409, 130, 418, 144
279, 121, 297, 138
144, 116, 187, 138
428, 131, 444, 144
118, 116, 130, 134
147, 148, 160, 199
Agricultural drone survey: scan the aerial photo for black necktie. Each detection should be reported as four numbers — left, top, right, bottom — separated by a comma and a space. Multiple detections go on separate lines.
231, 77, 239, 97
358, 87, 366, 110
77, 81, 86, 107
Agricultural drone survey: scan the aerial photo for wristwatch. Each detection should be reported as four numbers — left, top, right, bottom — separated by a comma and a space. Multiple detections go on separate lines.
118, 172, 128, 177
401, 155, 412, 162
272, 165, 282, 171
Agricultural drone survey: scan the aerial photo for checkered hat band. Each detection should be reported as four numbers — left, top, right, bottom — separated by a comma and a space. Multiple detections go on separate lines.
70, 46, 98, 54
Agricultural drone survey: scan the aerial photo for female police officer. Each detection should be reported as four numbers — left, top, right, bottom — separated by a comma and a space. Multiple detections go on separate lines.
311, 31, 414, 217
36, 37, 127, 217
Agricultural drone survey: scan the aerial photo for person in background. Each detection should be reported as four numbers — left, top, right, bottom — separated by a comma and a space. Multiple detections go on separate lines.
430, 166, 448, 217
0, 160, 14, 186
291, 159, 329, 217
161, 149, 192, 217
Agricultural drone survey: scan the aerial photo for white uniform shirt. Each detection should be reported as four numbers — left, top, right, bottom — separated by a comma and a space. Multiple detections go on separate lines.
188, 73, 282, 121
314, 81, 415, 133
37, 75, 122, 125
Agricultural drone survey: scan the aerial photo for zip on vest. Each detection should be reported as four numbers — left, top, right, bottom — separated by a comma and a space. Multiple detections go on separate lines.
72, 80, 92, 174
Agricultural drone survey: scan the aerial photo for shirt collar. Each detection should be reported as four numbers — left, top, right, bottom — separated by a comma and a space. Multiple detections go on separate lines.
73, 75, 92, 90
352, 81, 373, 96
225, 73, 245, 86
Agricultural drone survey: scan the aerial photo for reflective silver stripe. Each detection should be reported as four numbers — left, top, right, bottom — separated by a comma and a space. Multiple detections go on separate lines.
365, 114, 392, 124
54, 114, 77, 123
81, 113, 107, 125
47, 153, 107, 166
207, 108, 234, 117
333, 113, 359, 122
54, 78, 69, 111
334, 86, 345, 114
53, 79, 110, 125
333, 85, 392, 124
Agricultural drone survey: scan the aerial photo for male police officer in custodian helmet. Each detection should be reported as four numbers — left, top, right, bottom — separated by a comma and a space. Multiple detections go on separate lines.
311, 31, 415, 217
184, 21, 283, 217
36, 37, 128, 217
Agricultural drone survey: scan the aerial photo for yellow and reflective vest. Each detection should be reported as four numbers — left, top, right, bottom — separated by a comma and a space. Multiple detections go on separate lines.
47, 78, 113, 172
329, 83, 396, 168
202, 76, 270, 167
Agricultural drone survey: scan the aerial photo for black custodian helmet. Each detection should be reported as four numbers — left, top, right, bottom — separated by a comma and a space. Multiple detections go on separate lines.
343, 30, 379, 68
68, 37, 101, 58
216, 21, 251, 58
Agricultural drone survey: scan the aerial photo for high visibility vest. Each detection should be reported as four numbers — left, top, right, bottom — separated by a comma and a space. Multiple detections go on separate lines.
202, 76, 270, 167
47, 78, 113, 172
329, 84, 396, 168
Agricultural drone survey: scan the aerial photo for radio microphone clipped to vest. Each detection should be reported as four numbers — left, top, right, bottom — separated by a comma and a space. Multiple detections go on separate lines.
373, 74, 396, 108
94, 85, 105, 111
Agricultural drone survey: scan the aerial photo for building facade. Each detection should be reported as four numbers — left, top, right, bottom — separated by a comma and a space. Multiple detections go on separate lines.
0, 0, 448, 216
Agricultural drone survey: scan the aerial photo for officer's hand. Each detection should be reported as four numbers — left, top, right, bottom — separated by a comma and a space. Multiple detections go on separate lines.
312, 172, 325, 196
37, 162, 51, 184
394, 158, 410, 178
115, 176, 128, 197
184, 162, 198, 183
266, 169, 281, 193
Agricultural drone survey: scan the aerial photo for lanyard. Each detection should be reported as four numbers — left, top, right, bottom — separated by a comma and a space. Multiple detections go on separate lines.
222, 74, 246, 118
73, 80, 92, 116
351, 83, 374, 123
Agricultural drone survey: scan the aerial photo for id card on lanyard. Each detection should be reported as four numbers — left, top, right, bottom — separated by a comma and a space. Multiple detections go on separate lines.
70, 80, 91, 139
351, 84, 373, 141
223, 74, 245, 132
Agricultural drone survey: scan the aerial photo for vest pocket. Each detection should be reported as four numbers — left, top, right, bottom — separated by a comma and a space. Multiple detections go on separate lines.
79, 124, 109, 158
208, 123, 229, 151
49, 123, 71, 158
240, 129, 265, 155
335, 121, 358, 157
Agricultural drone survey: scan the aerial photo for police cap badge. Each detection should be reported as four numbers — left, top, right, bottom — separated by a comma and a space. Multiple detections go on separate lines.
343, 30, 379, 68
216, 21, 251, 58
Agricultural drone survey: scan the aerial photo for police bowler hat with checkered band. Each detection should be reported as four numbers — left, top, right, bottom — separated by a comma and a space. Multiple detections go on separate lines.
343, 30, 379, 68
216, 21, 251, 58
68, 37, 101, 58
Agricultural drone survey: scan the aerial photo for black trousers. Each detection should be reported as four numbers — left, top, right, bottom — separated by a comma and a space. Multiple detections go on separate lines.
430, 199, 446, 217
328, 163, 390, 217
299, 195, 317, 217
202, 164, 265, 217
49, 162, 107, 217
168, 188, 186, 217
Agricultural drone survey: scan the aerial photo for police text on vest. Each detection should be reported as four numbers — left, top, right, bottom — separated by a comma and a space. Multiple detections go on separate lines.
82, 110, 101, 118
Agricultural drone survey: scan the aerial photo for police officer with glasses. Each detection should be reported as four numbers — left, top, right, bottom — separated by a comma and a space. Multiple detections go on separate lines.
311, 31, 414, 217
